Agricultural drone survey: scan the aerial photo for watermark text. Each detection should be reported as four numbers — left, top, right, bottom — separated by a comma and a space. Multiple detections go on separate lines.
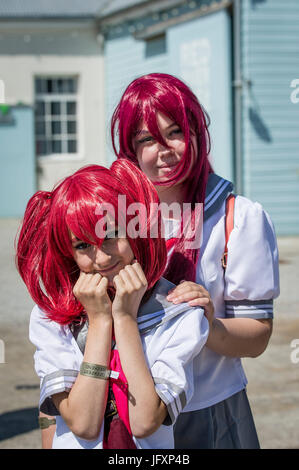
0, 339, 5, 363
94, 197, 203, 249
290, 339, 299, 364
290, 79, 299, 104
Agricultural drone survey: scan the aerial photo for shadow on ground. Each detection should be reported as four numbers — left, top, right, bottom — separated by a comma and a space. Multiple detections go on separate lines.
0, 407, 39, 441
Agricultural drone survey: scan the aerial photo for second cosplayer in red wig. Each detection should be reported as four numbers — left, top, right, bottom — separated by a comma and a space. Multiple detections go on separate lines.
16, 160, 167, 325
111, 73, 214, 284
111, 73, 212, 205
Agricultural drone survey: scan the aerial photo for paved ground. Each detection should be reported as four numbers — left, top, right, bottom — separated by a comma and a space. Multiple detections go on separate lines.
0, 219, 298, 449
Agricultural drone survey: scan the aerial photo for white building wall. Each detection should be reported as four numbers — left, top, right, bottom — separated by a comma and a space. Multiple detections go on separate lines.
0, 20, 107, 191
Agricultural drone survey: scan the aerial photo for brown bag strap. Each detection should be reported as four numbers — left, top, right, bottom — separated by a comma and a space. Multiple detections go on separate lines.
221, 194, 235, 269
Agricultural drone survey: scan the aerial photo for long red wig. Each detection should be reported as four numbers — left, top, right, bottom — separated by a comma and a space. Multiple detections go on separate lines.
15, 160, 167, 325
111, 73, 213, 284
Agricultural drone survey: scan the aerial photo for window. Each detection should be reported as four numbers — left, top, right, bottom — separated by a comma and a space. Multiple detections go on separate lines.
34, 77, 78, 157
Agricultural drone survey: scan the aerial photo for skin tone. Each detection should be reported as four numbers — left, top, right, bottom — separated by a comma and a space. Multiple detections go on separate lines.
41, 229, 214, 447
134, 112, 196, 207
167, 281, 214, 330
49, 231, 169, 442
39, 411, 56, 449
133, 111, 273, 359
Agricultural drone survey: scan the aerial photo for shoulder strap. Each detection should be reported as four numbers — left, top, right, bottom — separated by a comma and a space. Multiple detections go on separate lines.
221, 194, 235, 269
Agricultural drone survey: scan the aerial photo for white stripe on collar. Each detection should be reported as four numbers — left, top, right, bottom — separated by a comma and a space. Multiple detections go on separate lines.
204, 173, 234, 221
205, 177, 227, 205
138, 302, 195, 335
137, 277, 204, 335
205, 180, 231, 211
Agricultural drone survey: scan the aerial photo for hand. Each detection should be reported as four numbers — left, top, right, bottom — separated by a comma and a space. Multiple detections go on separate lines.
166, 281, 214, 329
73, 272, 112, 323
112, 261, 148, 321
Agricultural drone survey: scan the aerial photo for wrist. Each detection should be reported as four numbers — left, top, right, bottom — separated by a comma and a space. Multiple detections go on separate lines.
88, 314, 113, 329
206, 318, 217, 346
113, 313, 138, 327
80, 362, 110, 380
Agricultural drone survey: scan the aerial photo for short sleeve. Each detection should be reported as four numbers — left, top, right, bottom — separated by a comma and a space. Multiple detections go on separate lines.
148, 307, 209, 425
29, 305, 81, 415
224, 196, 280, 319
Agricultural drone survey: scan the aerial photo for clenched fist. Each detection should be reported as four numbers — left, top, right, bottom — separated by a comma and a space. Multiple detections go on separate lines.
73, 272, 112, 323
112, 261, 148, 321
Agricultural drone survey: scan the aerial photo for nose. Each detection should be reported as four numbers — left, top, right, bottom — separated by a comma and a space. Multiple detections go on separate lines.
94, 246, 112, 268
158, 141, 174, 154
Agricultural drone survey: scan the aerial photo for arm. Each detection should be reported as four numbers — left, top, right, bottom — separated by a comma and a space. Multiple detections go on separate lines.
205, 317, 273, 358
112, 263, 167, 438
114, 315, 167, 438
166, 281, 272, 358
214, 197, 278, 358
52, 273, 113, 441
166, 281, 214, 329
39, 412, 56, 449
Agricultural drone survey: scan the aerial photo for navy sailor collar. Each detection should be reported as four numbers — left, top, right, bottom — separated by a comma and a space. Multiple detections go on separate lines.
70, 277, 198, 353
204, 173, 234, 221
137, 277, 200, 335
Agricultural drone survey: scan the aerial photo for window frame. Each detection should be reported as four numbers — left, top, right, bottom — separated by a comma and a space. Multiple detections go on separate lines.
34, 75, 83, 161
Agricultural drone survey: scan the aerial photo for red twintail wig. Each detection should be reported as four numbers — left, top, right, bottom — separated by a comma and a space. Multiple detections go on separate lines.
111, 73, 214, 284
15, 160, 167, 325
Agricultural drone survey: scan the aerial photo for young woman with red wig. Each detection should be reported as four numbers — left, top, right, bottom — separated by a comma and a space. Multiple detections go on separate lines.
111, 73, 280, 448
15, 159, 209, 449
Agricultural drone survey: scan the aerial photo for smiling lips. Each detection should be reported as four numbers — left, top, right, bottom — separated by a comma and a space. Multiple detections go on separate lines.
98, 261, 119, 275
159, 161, 178, 169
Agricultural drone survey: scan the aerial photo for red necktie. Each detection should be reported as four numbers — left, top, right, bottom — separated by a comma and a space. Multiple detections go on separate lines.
103, 337, 137, 449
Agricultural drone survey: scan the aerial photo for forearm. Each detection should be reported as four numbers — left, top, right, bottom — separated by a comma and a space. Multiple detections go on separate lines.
113, 315, 167, 438
39, 412, 56, 449
53, 317, 112, 440
206, 317, 273, 358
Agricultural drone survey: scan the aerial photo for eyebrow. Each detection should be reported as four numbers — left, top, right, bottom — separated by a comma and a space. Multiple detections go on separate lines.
135, 129, 149, 136
135, 122, 177, 136
166, 123, 177, 129
71, 226, 118, 242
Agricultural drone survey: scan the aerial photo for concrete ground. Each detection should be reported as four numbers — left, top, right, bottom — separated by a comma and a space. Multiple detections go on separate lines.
0, 219, 298, 449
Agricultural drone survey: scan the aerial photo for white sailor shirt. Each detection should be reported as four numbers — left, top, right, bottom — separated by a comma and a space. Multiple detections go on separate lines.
29, 277, 209, 449
163, 173, 280, 411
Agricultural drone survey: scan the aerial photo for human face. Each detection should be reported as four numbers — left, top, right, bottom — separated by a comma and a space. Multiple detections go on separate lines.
133, 112, 197, 185
71, 229, 134, 287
